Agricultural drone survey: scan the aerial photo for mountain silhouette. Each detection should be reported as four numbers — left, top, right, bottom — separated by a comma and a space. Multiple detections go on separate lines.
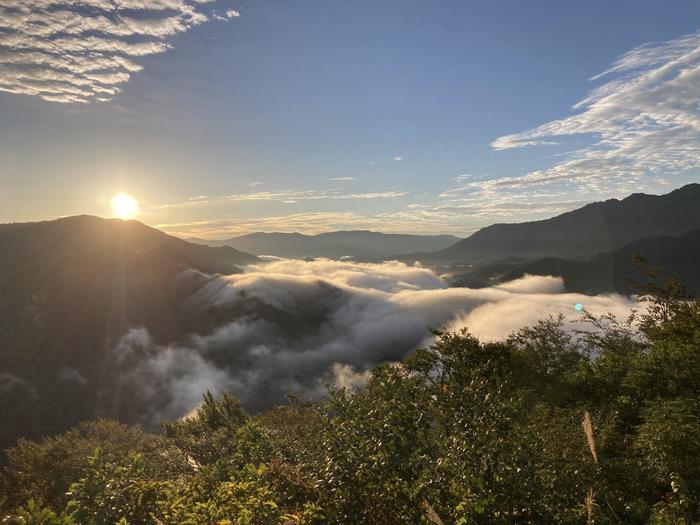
189, 230, 460, 259
400, 184, 700, 264
0, 215, 257, 447
496, 229, 700, 295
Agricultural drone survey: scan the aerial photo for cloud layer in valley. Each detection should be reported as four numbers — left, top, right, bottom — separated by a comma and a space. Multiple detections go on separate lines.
0, 0, 238, 103
112, 259, 637, 424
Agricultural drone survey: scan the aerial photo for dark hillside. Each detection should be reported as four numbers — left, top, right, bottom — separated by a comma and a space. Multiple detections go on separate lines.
0, 216, 257, 447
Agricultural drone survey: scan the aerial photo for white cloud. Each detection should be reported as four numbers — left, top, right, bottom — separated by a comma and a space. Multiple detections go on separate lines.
394, 156, 403, 161
153, 191, 592, 238
489, 28, 700, 195
155, 188, 409, 208
113, 260, 638, 420
155, 209, 478, 238
331, 363, 372, 390
0, 0, 236, 103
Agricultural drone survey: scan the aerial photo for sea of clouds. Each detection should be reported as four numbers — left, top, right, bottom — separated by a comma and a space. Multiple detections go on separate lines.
113, 259, 637, 423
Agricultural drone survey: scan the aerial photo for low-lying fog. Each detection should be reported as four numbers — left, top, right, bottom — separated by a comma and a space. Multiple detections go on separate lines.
114, 259, 637, 423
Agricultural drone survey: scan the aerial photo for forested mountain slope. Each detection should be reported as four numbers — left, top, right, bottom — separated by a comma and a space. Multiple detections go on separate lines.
0, 216, 258, 448
401, 184, 700, 264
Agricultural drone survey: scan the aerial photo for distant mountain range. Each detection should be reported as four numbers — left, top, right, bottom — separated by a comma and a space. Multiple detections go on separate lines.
451, 228, 700, 296
1, 185, 699, 449
188, 231, 461, 259
400, 183, 700, 265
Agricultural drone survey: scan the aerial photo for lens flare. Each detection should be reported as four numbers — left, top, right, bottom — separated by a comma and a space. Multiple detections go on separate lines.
110, 193, 139, 220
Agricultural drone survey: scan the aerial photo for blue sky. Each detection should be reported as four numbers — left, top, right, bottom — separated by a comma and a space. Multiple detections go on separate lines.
1, 0, 700, 237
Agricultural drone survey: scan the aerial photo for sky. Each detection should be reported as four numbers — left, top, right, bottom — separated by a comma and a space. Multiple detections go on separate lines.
1, 0, 700, 238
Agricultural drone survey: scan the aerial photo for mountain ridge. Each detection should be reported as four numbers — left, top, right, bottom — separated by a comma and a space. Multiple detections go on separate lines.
188, 230, 461, 259
396, 183, 700, 264
449, 228, 700, 296
500, 228, 700, 295
0, 215, 261, 447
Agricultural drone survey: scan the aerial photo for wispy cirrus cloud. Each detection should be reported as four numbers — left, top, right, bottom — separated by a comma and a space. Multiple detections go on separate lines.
488, 29, 700, 194
0, 0, 238, 103
150, 185, 591, 238
155, 211, 461, 238
154, 188, 409, 209
154, 201, 571, 238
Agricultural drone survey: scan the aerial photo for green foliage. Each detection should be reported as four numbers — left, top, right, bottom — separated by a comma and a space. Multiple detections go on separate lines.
63, 448, 169, 525
2, 283, 699, 524
0, 420, 152, 512
155, 463, 323, 525
161, 391, 247, 466
2, 499, 76, 525
635, 399, 700, 504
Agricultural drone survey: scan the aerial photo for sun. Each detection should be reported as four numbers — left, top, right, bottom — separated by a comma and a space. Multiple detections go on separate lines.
110, 193, 139, 220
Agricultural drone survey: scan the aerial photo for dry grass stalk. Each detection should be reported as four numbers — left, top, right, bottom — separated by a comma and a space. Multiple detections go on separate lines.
582, 410, 598, 464
422, 500, 445, 525
585, 487, 595, 525
582, 410, 598, 524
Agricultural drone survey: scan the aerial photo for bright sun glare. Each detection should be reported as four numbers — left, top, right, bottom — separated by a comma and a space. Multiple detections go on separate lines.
110, 193, 139, 220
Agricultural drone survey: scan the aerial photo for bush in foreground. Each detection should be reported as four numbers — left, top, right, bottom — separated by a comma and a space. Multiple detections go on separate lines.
2, 281, 699, 524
